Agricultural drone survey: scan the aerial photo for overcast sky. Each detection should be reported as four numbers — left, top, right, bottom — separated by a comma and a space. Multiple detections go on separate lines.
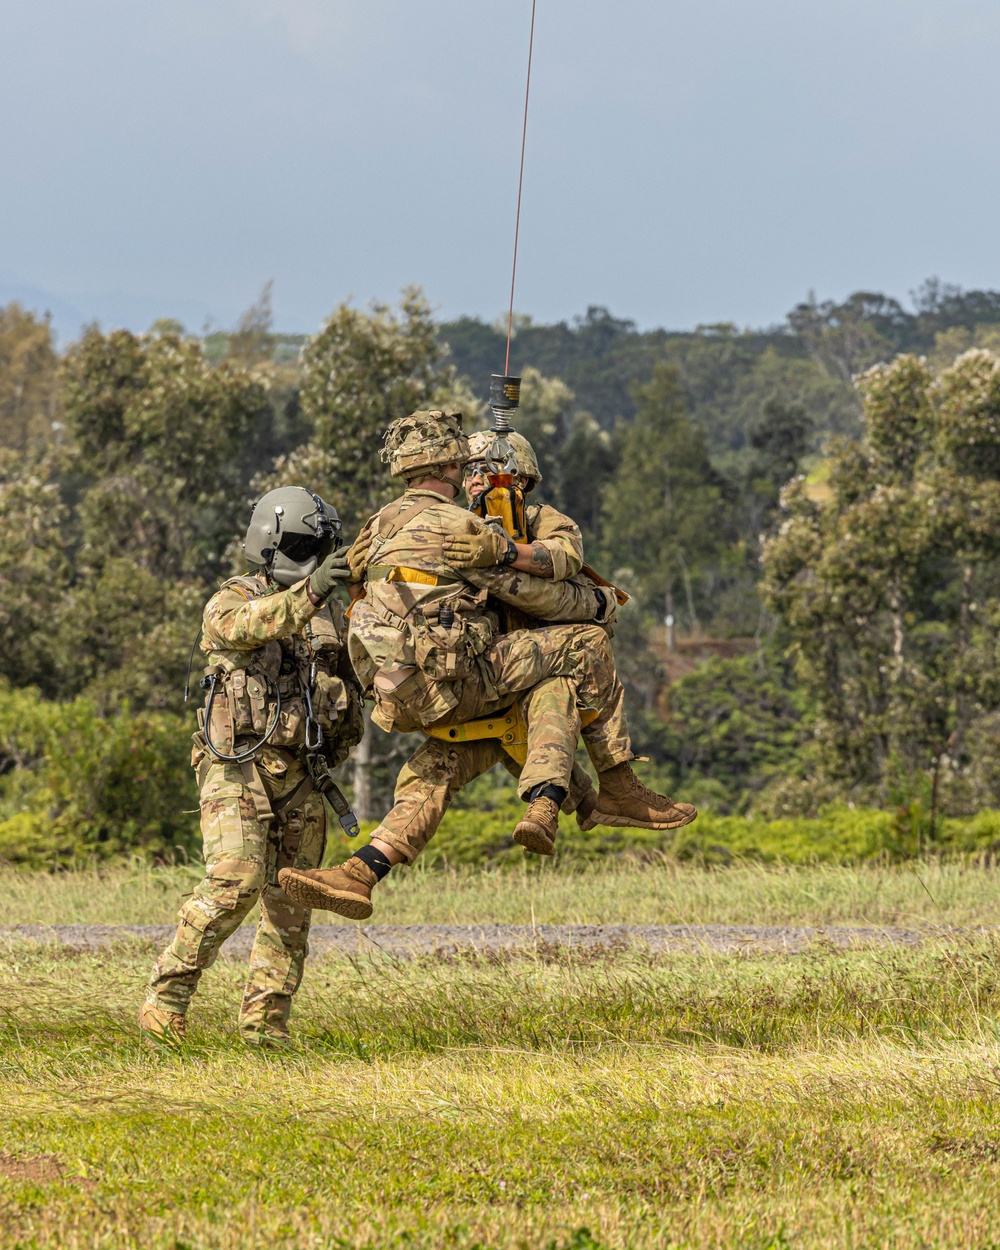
3, 0, 1000, 341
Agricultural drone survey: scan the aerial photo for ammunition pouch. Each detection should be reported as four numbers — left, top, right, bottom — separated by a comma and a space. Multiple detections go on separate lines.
320, 680, 365, 768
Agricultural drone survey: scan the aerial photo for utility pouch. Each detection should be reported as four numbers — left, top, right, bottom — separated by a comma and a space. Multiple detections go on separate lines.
206, 679, 235, 754
373, 669, 459, 732
323, 683, 365, 766
412, 615, 493, 682
226, 669, 272, 737
273, 698, 308, 746
312, 665, 351, 729
191, 716, 208, 773
221, 644, 281, 738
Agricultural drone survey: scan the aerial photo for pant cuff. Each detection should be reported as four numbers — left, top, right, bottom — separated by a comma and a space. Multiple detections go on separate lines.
369, 822, 422, 865
585, 745, 635, 774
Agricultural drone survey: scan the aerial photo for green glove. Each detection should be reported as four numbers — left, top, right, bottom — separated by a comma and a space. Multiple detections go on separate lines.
444, 528, 516, 569
308, 549, 351, 600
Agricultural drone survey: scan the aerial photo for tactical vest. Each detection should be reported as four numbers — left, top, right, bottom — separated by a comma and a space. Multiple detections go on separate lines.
362, 496, 498, 678
200, 575, 352, 756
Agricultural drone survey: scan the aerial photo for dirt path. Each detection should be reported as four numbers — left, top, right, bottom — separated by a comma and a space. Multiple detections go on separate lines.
0, 922, 983, 958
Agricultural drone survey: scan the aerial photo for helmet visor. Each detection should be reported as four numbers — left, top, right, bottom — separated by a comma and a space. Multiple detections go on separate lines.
278, 531, 325, 564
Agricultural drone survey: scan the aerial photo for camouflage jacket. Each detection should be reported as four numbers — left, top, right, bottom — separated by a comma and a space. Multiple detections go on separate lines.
525, 501, 584, 582
198, 573, 363, 766
347, 489, 601, 697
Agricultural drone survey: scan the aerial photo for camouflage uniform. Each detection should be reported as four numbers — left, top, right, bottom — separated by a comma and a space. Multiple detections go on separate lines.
278, 412, 692, 917
496, 500, 590, 797
373, 496, 604, 860
524, 501, 583, 574
144, 573, 363, 1043
347, 487, 631, 863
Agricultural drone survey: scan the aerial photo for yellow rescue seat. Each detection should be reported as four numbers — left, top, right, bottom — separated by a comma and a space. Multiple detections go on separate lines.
423, 702, 599, 766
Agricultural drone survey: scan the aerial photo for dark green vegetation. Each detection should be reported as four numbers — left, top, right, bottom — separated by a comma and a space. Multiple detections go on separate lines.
6, 280, 1000, 861
6, 915, 1000, 1247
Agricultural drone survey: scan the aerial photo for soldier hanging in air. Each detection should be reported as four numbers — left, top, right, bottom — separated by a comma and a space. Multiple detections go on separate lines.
278, 409, 696, 921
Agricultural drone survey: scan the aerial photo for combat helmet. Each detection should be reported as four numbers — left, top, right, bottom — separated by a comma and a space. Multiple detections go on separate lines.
466, 429, 542, 491
243, 486, 341, 587
380, 409, 470, 482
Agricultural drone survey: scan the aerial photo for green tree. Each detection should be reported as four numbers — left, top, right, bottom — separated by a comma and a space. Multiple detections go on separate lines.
513, 367, 616, 549
736, 396, 814, 546
0, 450, 71, 694
226, 281, 277, 367
276, 287, 473, 536
0, 303, 60, 452
762, 349, 1000, 816
62, 328, 271, 579
661, 649, 810, 811
664, 333, 858, 459
52, 329, 271, 711
600, 362, 731, 631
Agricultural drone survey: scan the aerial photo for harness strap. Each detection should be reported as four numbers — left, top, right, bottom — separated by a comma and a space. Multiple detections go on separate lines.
271, 773, 315, 824
376, 494, 440, 542
366, 564, 461, 587
238, 758, 275, 822
368, 599, 411, 634
237, 758, 317, 826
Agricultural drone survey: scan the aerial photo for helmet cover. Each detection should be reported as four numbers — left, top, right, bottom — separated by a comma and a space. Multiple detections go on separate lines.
380, 409, 470, 480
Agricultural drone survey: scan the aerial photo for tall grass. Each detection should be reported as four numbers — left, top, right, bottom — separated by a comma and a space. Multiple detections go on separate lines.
6, 855, 1000, 928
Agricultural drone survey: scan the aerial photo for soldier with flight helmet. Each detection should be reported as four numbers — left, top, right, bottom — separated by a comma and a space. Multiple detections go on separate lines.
139, 486, 364, 1047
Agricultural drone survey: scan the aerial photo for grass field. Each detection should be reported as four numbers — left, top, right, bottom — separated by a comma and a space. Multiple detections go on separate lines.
6, 862, 1000, 1247
7, 854, 1000, 928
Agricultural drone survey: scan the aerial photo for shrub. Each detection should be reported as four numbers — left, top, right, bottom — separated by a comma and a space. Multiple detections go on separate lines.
0, 681, 198, 867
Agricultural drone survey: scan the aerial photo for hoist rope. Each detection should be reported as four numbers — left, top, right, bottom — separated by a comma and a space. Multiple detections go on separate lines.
505, 0, 538, 376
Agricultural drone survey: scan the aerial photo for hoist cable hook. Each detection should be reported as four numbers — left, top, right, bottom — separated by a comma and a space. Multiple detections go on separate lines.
505, 0, 537, 376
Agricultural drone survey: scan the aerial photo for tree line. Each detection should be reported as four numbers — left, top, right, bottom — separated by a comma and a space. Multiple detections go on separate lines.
4, 279, 1000, 863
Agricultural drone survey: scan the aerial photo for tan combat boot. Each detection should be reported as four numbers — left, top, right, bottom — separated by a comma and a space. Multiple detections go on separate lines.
513, 794, 560, 856
579, 762, 698, 831
138, 1001, 187, 1047
278, 857, 377, 919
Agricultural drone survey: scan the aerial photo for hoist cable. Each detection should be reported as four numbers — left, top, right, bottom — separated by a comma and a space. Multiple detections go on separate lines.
505, 0, 537, 376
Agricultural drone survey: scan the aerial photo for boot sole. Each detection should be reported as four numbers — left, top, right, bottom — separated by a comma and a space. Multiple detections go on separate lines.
513, 823, 556, 855
278, 871, 373, 919
577, 808, 698, 832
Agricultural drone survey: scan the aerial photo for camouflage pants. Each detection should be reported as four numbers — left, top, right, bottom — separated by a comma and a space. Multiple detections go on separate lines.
145, 749, 326, 1043
373, 623, 631, 864
376, 744, 596, 865
481, 622, 630, 795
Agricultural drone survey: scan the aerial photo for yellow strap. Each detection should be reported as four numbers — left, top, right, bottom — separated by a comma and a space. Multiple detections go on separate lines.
389, 566, 440, 586
367, 564, 441, 587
